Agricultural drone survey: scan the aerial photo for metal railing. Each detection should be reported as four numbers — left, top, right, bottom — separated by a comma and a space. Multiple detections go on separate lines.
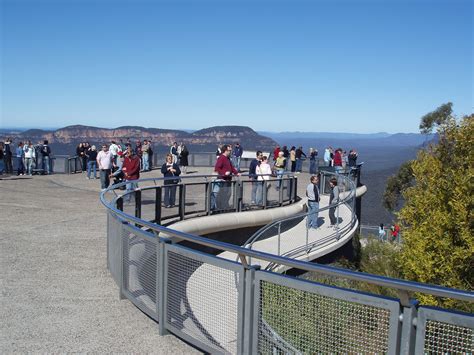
108, 174, 298, 225
101, 173, 474, 354
244, 171, 357, 268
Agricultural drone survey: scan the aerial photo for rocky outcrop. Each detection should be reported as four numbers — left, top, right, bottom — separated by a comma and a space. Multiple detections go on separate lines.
0, 125, 277, 151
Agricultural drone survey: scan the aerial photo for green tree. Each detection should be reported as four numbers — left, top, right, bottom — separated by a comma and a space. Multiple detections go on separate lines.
395, 109, 473, 309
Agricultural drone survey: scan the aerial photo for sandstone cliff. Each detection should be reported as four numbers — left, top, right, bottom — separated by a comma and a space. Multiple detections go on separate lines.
1, 125, 277, 152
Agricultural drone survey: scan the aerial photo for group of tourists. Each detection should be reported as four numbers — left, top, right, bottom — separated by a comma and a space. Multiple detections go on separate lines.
76, 139, 155, 178
0, 138, 52, 176
169, 142, 190, 174
271, 145, 358, 175
81, 142, 141, 192
378, 223, 401, 242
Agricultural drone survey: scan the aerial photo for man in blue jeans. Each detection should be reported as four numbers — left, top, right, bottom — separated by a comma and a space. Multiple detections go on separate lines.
306, 175, 320, 229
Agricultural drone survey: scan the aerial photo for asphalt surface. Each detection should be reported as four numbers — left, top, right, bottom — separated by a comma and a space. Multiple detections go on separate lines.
0, 167, 312, 353
0, 170, 201, 353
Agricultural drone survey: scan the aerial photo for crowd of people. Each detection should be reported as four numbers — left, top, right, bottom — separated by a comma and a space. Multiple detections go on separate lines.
0, 138, 52, 176
270, 145, 358, 175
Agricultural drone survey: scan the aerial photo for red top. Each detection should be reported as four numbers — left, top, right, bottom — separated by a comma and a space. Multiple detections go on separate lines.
214, 154, 238, 180
273, 147, 280, 160
333, 150, 342, 166
122, 155, 140, 180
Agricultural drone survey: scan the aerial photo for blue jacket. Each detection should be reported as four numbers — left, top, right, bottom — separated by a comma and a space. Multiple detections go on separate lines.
248, 159, 260, 180
232, 145, 243, 157
16, 147, 24, 158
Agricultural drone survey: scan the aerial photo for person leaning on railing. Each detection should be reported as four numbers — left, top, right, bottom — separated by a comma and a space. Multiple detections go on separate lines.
213, 144, 240, 210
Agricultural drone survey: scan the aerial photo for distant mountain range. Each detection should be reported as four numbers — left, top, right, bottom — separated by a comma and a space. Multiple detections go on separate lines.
1, 124, 430, 225
260, 131, 435, 147
0, 125, 277, 154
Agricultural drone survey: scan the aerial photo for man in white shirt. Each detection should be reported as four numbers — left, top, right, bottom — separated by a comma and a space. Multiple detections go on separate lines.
97, 144, 113, 190
109, 141, 120, 166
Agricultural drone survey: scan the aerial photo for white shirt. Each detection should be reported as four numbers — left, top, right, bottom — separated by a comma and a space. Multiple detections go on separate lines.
256, 162, 272, 180
109, 143, 119, 156
97, 150, 113, 169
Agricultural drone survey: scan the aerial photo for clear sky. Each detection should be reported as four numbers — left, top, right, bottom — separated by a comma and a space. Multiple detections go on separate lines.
1, 0, 472, 133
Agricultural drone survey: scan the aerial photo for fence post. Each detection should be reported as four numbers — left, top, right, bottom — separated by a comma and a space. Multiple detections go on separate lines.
179, 184, 185, 220
278, 224, 281, 256
155, 187, 162, 224
206, 180, 212, 215
293, 176, 298, 202
119, 221, 128, 300
279, 179, 284, 206
158, 238, 172, 335
236, 180, 242, 212
135, 189, 142, 220
263, 181, 268, 209
242, 265, 260, 355
399, 300, 418, 355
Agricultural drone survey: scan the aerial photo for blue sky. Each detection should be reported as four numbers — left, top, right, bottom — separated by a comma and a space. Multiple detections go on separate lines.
1, 0, 472, 133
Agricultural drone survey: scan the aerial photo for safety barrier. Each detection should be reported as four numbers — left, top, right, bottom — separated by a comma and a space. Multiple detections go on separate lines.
244, 171, 357, 269
101, 173, 473, 354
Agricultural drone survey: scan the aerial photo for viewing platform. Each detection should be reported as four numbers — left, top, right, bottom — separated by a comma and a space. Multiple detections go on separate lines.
1, 165, 472, 354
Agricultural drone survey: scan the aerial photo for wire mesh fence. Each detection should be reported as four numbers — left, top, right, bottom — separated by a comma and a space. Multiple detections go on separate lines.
165, 245, 243, 354
121, 224, 158, 319
255, 273, 399, 354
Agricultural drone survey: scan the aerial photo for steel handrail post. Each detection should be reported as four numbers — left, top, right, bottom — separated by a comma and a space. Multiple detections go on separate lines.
179, 184, 185, 220
263, 180, 268, 209
278, 223, 281, 256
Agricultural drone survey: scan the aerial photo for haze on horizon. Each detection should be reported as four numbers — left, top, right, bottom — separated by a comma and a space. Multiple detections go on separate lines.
1, 0, 472, 134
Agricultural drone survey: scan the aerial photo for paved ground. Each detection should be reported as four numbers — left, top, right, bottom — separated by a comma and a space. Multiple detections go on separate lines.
0, 170, 202, 353
0, 166, 314, 353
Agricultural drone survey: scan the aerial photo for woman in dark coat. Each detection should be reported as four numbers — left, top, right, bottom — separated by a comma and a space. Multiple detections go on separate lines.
161, 153, 181, 208
179, 144, 189, 174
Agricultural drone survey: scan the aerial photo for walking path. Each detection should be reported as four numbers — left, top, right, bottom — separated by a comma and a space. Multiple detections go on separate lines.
0, 172, 200, 353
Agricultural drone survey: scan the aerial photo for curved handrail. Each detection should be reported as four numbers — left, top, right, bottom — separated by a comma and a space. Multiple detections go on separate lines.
243, 171, 357, 261
100, 175, 474, 302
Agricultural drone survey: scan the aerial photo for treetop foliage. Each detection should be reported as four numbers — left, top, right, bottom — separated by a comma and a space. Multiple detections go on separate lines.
419, 102, 453, 134
396, 111, 473, 310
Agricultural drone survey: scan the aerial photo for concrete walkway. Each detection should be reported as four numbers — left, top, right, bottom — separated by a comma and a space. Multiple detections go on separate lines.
0, 171, 200, 353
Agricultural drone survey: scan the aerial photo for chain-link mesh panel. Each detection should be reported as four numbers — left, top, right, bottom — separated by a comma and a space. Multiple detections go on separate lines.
258, 280, 392, 354
166, 249, 241, 354
139, 188, 157, 222
423, 319, 473, 353
107, 212, 122, 285
122, 228, 158, 319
